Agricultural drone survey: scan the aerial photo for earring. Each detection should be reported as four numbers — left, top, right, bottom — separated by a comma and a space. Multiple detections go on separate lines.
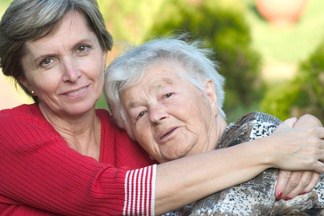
31, 90, 34, 94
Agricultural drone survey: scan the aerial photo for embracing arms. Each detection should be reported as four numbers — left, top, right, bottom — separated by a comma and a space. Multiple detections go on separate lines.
155, 115, 324, 214
1, 108, 323, 215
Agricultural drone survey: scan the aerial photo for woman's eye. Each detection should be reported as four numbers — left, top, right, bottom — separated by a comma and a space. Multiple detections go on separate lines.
39, 57, 53, 67
165, 92, 174, 98
136, 110, 147, 121
76, 45, 90, 54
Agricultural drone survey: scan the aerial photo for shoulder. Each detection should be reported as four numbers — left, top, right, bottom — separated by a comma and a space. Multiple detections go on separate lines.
0, 103, 48, 126
0, 103, 39, 116
241, 112, 281, 139
217, 112, 281, 148
0, 104, 63, 152
236, 112, 281, 126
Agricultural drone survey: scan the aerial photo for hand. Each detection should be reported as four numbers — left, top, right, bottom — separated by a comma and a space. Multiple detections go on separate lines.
275, 114, 323, 200
275, 170, 319, 200
270, 119, 324, 173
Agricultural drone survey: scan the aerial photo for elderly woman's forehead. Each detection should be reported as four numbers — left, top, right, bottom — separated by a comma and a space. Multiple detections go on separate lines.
145, 58, 185, 69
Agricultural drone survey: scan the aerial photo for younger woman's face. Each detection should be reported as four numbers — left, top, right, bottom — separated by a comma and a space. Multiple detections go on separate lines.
20, 11, 107, 118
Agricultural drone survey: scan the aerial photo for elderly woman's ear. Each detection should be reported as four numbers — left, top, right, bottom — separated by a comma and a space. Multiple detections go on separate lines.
204, 80, 218, 117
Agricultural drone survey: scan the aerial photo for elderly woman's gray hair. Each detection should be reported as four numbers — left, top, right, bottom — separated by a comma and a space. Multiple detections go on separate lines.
0, 0, 112, 102
105, 38, 226, 131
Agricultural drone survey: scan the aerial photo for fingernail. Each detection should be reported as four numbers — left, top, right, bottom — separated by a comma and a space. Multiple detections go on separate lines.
276, 192, 282, 200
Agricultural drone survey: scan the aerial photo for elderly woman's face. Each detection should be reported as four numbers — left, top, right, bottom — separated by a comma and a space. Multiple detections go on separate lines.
20, 11, 107, 116
121, 60, 219, 163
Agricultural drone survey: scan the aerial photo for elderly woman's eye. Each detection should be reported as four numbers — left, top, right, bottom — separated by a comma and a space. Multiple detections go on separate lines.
136, 110, 147, 121
165, 92, 174, 98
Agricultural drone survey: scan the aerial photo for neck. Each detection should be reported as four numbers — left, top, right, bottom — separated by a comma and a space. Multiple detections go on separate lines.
205, 114, 227, 152
39, 105, 101, 160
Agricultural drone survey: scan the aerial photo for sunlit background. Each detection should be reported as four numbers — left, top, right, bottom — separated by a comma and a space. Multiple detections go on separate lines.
1, 0, 323, 122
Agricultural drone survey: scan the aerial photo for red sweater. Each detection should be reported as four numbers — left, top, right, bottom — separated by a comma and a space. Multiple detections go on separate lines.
0, 104, 156, 215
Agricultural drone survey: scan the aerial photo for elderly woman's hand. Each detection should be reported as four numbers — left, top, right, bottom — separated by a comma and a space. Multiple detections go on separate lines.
275, 114, 323, 200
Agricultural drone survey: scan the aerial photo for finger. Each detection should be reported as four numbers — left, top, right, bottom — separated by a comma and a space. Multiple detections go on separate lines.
283, 171, 314, 199
318, 127, 324, 139
281, 171, 303, 199
320, 139, 324, 150
277, 118, 297, 131
275, 170, 291, 199
300, 172, 320, 193
297, 114, 323, 127
315, 159, 324, 173
282, 117, 297, 128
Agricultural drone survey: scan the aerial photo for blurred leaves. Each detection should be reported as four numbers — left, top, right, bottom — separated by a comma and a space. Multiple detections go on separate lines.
261, 39, 324, 121
98, 0, 163, 44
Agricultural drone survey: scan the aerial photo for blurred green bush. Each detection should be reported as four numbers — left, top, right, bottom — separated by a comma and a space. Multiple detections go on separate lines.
261, 39, 324, 122
145, 0, 264, 121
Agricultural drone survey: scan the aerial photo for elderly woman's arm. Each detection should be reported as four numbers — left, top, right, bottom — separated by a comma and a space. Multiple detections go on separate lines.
155, 122, 324, 214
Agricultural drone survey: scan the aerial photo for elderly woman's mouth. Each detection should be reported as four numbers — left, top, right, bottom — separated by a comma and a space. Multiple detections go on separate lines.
159, 127, 179, 143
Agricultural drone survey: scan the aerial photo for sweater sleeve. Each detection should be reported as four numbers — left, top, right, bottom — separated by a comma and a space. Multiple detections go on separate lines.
0, 107, 156, 216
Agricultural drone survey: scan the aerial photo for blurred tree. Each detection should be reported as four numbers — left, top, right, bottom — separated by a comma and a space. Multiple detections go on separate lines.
261, 40, 324, 122
0, 0, 11, 16
145, 0, 264, 121
98, 0, 163, 45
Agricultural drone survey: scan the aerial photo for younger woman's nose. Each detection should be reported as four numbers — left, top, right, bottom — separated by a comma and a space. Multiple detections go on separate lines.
62, 58, 81, 82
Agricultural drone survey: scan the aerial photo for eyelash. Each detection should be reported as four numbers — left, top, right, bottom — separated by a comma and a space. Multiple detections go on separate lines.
39, 57, 54, 68
136, 110, 147, 121
164, 92, 173, 98
133, 92, 174, 121
37, 44, 92, 68
76, 44, 91, 55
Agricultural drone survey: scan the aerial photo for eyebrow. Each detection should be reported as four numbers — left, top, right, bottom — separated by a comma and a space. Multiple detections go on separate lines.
28, 38, 94, 64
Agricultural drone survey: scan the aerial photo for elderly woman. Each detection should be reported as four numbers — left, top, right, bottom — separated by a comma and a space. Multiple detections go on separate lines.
3, 1, 323, 215
105, 38, 324, 215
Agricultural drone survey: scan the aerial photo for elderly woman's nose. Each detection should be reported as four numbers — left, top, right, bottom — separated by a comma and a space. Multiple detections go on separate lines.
62, 58, 81, 82
149, 105, 167, 123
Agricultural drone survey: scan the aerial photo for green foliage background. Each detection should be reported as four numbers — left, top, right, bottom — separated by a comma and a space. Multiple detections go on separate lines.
261, 40, 324, 121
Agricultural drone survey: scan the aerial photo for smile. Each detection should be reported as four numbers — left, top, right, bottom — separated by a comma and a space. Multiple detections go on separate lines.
159, 127, 179, 143
62, 85, 90, 98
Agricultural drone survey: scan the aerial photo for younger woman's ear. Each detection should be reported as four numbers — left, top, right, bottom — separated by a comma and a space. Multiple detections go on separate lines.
18, 76, 33, 94
204, 80, 218, 116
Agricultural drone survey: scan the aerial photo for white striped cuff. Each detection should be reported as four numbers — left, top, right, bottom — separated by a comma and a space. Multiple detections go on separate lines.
123, 164, 157, 216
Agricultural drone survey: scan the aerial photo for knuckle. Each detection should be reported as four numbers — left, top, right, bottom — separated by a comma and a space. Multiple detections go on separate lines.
300, 114, 321, 125
308, 136, 320, 145
307, 157, 317, 167
299, 177, 310, 187
306, 127, 318, 137
289, 179, 300, 188
281, 171, 292, 178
